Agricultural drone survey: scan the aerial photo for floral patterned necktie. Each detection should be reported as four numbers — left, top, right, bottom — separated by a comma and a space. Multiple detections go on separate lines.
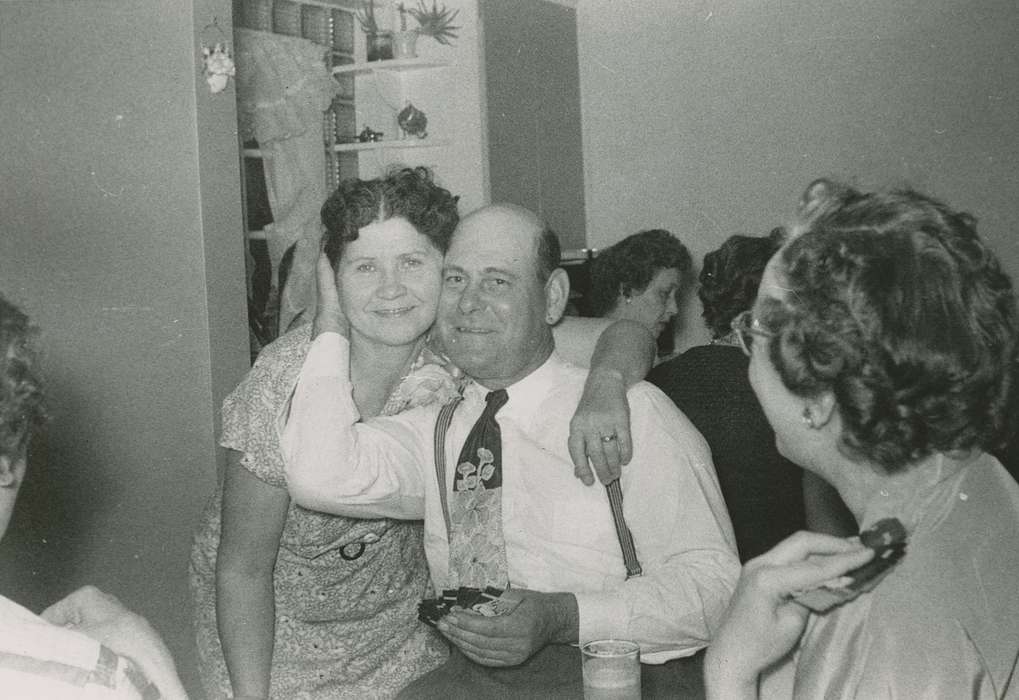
447, 389, 510, 589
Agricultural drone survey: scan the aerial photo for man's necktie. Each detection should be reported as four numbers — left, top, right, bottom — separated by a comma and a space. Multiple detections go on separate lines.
447, 389, 510, 589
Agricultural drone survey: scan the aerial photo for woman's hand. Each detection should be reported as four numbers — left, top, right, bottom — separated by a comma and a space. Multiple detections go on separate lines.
312, 249, 348, 339
568, 367, 632, 485
704, 532, 874, 699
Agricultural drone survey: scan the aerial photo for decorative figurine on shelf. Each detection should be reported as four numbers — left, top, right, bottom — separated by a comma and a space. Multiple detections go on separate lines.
397, 103, 428, 139
358, 126, 385, 143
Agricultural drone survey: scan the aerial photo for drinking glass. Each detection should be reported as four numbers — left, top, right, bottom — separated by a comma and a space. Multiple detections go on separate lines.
581, 639, 641, 700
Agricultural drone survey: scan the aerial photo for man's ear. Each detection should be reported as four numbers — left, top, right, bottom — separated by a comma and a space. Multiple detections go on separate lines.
544, 268, 570, 325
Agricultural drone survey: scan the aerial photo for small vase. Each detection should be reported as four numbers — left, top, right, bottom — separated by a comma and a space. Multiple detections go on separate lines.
392, 30, 419, 59
366, 31, 393, 62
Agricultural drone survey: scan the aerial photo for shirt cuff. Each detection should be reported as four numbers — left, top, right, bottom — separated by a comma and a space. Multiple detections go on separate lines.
574, 589, 627, 646
574, 589, 705, 664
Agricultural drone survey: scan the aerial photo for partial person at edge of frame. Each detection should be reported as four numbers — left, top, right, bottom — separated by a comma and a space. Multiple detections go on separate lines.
705, 179, 1019, 699
0, 293, 187, 699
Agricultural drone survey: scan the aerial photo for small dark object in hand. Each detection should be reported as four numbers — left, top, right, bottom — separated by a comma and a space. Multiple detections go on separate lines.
792, 517, 908, 613
417, 585, 520, 626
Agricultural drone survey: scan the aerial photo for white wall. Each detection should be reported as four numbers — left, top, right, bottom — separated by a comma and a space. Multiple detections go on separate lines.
0, 2, 249, 694
355, 0, 489, 213
578, 0, 1019, 350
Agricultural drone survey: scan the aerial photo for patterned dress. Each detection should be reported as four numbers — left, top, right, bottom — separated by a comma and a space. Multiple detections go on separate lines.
189, 327, 461, 699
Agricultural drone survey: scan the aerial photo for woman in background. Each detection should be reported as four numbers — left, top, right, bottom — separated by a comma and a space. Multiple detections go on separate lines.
588, 229, 691, 347
705, 181, 1019, 698
649, 232, 853, 561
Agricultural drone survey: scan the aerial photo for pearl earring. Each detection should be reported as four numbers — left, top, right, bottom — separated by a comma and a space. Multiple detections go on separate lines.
801, 407, 816, 429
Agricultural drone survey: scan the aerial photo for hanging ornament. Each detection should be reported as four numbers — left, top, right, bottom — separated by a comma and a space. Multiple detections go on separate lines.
201, 42, 236, 94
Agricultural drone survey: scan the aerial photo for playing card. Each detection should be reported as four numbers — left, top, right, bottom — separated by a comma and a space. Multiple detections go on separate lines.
471, 593, 522, 617
417, 596, 451, 626
456, 587, 483, 609
792, 517, 907, 613
421, 586, 521, 624
468, 587, 522, 617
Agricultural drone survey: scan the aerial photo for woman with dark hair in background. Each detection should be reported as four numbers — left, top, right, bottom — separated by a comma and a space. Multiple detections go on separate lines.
705, 181, 1019, 698
650, 232, 853, 562
588, 229, 692, 349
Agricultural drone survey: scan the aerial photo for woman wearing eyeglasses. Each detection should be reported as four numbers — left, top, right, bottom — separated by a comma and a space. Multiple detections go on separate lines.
704, 181, 1019, 698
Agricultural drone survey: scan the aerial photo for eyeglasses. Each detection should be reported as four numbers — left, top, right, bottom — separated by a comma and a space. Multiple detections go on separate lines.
731, 310, 775, 357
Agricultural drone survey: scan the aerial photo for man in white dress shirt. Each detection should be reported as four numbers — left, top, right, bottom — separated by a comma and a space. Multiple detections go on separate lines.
281, 204, 739, 677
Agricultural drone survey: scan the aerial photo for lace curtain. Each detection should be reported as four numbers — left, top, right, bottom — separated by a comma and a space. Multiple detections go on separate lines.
235, 28, 337, 333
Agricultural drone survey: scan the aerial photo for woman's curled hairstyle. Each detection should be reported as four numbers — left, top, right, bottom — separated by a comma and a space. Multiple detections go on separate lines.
0, 295, 46, 459
320, 166, 460, 266
759, 181, 1018, 472
698, 230, 782, 339
588, 229, 691, 317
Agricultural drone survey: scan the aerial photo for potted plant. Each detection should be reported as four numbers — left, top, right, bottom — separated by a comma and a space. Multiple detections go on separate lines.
392, 1, 460, 59
357, 0, 393, 61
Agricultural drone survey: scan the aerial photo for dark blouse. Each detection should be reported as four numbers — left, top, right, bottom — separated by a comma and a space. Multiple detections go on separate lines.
649, 344, 806, 562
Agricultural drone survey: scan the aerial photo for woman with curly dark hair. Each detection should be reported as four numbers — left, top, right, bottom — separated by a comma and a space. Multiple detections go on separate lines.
588, 229, 691, 341
190, 167, 461, 699
705, 181, 1019, 698
696, 231, 782, 340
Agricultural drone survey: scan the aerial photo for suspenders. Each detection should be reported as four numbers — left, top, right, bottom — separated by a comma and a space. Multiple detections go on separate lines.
434, 397, 461, 538
433, 397, 643, 580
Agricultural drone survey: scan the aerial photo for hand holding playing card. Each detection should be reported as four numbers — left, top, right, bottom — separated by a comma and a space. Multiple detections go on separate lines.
435, 589, 577, 667
417, 586, 519, 628
792, 518, 908, 613
704, 531, 876, 697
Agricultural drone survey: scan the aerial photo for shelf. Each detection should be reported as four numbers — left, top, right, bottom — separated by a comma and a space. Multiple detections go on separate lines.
331, 58, 450, 77
331, 139, 448, 152
243, 139, 448, 159
561, 248, 598, 262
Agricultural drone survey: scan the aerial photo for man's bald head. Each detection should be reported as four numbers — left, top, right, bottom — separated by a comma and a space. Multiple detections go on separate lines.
457, 205, 561, 283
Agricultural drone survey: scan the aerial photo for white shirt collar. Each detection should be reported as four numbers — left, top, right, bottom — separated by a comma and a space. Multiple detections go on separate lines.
462, 352, 571, 416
